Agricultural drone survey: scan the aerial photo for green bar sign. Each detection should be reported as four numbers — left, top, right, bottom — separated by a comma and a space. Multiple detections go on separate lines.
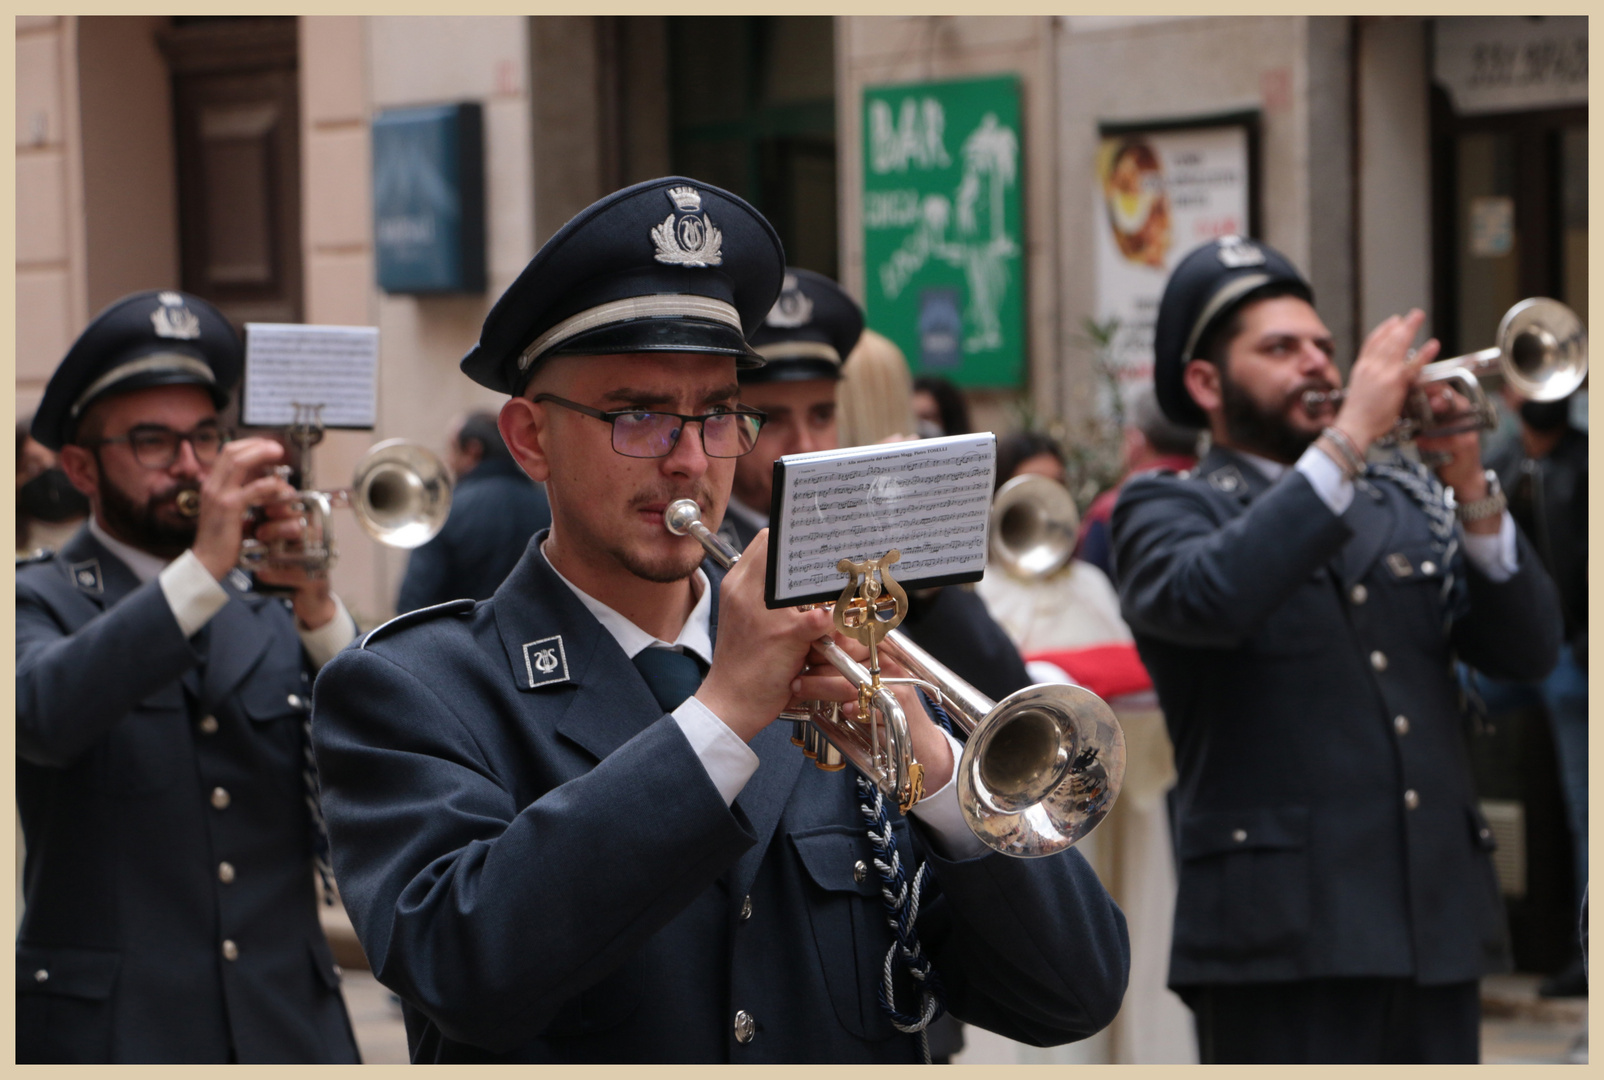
862, 75, 1024, 389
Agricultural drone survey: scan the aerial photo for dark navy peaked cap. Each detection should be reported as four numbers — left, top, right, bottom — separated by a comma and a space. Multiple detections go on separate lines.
32, 290, 241, 450
741, 268, 864, 385
461, 176, 786, 396
1153, 235, 1312, 427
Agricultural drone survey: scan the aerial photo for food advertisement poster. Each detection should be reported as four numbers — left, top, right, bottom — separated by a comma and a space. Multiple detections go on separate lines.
1094, 117, 1256, 396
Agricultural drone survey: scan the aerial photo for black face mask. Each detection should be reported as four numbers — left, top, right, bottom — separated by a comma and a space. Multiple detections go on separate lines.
1518, 398, 1572, 433
18, 467, 90, 523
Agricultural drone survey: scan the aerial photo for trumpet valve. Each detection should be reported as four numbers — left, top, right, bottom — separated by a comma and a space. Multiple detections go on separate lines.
814, 737, 846, 771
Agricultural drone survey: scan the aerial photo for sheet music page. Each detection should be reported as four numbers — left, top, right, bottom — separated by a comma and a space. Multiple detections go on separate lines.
241, 323, 379, 429
769, 433, 996, 606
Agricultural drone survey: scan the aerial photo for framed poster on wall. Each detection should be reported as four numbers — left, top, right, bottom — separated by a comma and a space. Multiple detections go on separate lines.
862, 75, 1025, 389
1093, 112, 1259, 400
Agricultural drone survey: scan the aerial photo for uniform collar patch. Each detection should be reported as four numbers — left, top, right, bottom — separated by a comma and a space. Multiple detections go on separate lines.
522, 635, 571, 689
69, 558, 103, 594
1207, 465, 1245, 494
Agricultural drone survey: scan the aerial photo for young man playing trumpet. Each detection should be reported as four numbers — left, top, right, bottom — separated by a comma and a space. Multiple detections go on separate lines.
309, 177, 1129, 1063
1111, 236, 1562, 1063
16, 291, 360, 1062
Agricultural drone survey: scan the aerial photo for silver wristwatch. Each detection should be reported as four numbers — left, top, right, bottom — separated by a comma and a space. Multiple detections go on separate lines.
1454, 469, 1506, 523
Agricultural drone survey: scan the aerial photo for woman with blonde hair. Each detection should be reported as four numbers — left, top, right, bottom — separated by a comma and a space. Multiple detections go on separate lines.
836, 328, 918, 448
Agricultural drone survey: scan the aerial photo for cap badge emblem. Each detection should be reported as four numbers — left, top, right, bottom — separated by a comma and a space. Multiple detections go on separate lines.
1215, 235, 1266, 269
150, 292, 201, 340
766, 273, 813, 328
653, 186, 723, 268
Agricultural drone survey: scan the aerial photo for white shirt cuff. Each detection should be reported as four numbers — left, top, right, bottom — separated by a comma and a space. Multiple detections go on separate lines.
1295, 443, 1354, 516
1461, 512, 1518, 583
676, 696, 761, 806
299, 594, 358, 670
158, 550, 230, 639
907, 730, 990, 860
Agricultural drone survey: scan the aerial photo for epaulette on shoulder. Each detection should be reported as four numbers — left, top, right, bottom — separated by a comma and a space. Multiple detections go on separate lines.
16, 547, 55, 567
360, 598, 476, 650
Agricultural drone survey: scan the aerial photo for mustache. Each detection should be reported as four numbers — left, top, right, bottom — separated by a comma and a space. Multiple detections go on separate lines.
629, 485, 718, 515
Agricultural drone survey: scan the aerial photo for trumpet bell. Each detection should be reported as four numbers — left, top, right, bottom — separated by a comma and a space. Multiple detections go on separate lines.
351, 439, 452, 549
957, 683, 1126, 858
990, 473, 1079, 580
1498, 297, 1587, 402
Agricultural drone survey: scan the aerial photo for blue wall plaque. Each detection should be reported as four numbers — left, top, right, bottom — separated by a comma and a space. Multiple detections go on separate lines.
373, 103, 486, 294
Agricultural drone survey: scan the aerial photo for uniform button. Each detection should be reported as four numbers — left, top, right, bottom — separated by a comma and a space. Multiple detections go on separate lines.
287, 693, 304, 709
222, 939, 239, 961
733, 1009, 756, 1043
1480, 827, 1493, 841
211, 787, 231, 810
1370, 650, 1388, 672
1421, 561, 1437, 576
332, 964, 344, 979
198, 715, 219, 735
1393, 715, 1410, 736
1349, 584, 1368, 605
1231, 829, 1248, 843
853, 860, 868, 884
1404, 789, 1420, 811
34, 969, 48, 983
739, 895, 753, 921
218, 861, 236, 884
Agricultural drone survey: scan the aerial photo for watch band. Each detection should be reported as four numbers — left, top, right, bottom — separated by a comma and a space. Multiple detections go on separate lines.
1455, 469, 1506, 522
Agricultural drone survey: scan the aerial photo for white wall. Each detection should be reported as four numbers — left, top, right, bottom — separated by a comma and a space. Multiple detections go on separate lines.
1055, 16, 1316, 423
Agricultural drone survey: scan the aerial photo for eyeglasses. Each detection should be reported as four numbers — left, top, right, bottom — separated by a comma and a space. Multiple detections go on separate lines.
91, 423, 230, 469
533, 394, 767, 459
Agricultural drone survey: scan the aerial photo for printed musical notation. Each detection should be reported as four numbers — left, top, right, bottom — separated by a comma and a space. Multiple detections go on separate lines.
242, 323, 380, 429
771, 433, 997, 603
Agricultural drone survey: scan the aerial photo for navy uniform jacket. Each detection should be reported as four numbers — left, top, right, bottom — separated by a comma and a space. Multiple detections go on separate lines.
397, 457, 552, 613
1112, 448, 1562, 990
15, 528, 360, 1063
310, 533, 1129, 1062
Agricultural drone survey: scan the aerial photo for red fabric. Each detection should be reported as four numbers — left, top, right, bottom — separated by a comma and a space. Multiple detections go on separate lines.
1026, 643, 1153, 699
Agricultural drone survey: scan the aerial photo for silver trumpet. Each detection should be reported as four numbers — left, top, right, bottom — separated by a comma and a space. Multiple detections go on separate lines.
665, 499, 1126, 858
990, 473, 1081, 580
177, 435, 453, 574
1302, 297, 1587, 441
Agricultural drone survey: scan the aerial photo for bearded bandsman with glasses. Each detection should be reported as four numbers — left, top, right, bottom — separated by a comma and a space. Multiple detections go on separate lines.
15, 291, 361, 1062
309, 177, 1129, 1063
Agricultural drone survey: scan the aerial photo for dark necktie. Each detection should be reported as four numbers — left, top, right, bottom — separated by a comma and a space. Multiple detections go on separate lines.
631, 647, 707, 711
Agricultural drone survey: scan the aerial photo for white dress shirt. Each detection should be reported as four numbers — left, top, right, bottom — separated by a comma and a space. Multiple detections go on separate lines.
88, 518, 357, 669
542, 542, 988, 858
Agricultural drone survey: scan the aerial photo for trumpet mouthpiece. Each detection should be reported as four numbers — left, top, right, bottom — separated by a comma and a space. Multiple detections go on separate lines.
664, 499, 703, 536
175, 489, 201, 518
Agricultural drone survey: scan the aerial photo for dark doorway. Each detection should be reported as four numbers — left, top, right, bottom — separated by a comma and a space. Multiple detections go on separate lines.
1430, 95, 1586, 358
666, 16, 839, 280
160, 16, 303, 329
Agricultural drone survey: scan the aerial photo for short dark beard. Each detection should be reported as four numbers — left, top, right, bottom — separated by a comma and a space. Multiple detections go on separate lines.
1218, 364, 1321, 464
96, 465, 197, 558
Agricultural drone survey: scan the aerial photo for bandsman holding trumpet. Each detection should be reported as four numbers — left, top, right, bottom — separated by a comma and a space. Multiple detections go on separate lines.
15, 291, 360, 1062
310, 177, 1129, 1063
1112, 236, 1563, 1063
